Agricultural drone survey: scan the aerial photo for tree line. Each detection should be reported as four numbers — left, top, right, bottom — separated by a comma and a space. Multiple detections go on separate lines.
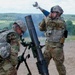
1, 13, 75, 37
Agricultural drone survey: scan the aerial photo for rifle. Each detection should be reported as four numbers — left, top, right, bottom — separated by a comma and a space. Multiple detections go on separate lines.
25, 15, 49, 75
16, 47, 32, 75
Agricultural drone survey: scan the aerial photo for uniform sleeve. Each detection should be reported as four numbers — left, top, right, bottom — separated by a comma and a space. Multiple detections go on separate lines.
41, 9, 49, 17
39, 18, 46, 31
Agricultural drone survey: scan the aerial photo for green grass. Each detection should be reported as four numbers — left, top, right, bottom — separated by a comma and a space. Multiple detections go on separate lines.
72, 21, 75, 25
65, 36, 75, 41
0, 20, 13, 29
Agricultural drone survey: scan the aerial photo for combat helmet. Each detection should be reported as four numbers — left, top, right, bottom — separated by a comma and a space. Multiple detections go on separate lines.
51, 5, 63, 15
14, 20, 27, 32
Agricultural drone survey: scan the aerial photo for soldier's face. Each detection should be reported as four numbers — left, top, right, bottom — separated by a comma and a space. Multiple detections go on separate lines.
13, 24, 22, 35
49, 12, 58, 19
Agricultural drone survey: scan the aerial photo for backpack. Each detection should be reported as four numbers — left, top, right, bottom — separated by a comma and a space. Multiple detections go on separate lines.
0, 29, 14, 58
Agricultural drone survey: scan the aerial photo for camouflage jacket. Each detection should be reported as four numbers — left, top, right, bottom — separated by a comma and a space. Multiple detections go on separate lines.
39, 16, 67, 44
0, 29, 20, 70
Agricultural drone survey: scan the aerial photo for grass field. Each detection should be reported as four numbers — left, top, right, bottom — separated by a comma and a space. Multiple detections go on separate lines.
0, 20, 13, 29
25, 36, 75, 43
66, 36, 75, 41
72, 20, 75, 25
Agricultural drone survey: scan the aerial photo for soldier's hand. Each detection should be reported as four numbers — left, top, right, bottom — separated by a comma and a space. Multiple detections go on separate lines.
18, 55, 23, 63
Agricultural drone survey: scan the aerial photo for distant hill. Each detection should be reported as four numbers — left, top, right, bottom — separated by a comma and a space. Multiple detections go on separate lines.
0, 13, 45, 37
0, 13, 75, 21
0, 13, 75, 37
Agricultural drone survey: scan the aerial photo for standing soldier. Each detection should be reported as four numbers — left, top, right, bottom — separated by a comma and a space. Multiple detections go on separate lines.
39, 5, 68, 75
0, 20, 26, 75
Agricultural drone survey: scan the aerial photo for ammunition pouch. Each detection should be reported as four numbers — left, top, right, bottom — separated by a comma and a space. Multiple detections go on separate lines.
2, 63, 13, 71
60, 37, 65, 44
64, 30, 68, 38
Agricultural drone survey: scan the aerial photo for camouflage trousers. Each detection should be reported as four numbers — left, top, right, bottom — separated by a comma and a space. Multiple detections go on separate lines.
43, 43, 66, 75
0, 63, 17, 75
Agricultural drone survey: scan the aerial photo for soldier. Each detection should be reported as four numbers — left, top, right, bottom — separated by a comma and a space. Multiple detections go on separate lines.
12, 20, 26, 36
12, 20, 27, 47
39, 5, 68, 75
0, 20, 26, 75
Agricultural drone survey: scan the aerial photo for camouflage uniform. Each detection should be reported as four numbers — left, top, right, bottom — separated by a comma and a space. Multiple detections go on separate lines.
39, 16, 66, 75
0, 30, 20, 75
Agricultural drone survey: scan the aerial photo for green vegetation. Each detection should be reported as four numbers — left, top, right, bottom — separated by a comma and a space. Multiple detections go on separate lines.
0, 13, 75, 37
0, 20, 14, 29
66, 36, 75, 41
72, 21, 75, 25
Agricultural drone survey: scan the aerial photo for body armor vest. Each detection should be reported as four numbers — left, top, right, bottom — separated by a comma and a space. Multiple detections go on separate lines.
45, 17, 65, 42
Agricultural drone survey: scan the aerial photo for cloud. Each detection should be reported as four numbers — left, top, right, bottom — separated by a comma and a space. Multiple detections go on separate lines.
0, 0, 75, 14
59, 0, 75, 14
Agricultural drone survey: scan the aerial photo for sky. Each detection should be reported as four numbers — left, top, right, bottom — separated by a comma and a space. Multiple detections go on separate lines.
0, 0, 75, 14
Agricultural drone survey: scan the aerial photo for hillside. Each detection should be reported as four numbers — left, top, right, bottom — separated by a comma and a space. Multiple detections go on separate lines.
0, 13, 75, 21
0, 13, 75, 36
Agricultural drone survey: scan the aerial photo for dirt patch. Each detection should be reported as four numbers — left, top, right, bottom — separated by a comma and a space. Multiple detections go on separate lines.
17, 41, 75, 75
